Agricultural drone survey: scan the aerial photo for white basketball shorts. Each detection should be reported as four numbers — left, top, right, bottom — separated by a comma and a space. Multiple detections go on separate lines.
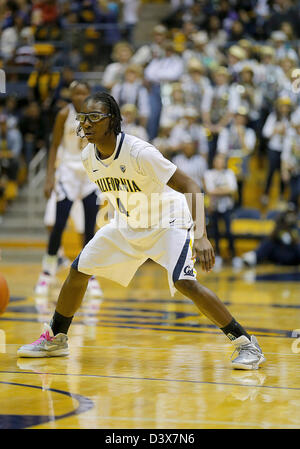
44, 190, 85, 234
54, 164, 97, 202
72, 221, 197, 296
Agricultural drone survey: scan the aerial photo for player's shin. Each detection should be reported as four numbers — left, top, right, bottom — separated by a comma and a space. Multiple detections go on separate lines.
51, 267, 91, 334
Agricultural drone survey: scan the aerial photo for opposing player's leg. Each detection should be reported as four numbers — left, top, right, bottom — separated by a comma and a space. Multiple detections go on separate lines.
82, 190, 103, 297
174, 278, 265, 370
35, 197, 74, 295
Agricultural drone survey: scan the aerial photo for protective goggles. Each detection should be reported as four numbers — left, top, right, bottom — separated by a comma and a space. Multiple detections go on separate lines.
76, 112, 112, 124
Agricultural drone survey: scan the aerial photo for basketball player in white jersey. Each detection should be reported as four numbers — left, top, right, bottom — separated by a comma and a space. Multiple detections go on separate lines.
35, 82, 103, 297
19, 92, 265, 370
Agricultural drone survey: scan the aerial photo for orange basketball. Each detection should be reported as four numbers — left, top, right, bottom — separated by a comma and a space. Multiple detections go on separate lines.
0, 273, 9, 315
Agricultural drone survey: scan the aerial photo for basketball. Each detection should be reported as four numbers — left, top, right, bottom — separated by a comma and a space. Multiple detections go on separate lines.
0, 273, 9, 315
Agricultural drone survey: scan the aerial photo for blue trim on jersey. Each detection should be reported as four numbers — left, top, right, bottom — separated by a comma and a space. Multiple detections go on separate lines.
172, 230, 190, 284
71, 251, 82, 271
114, 132, 125, 160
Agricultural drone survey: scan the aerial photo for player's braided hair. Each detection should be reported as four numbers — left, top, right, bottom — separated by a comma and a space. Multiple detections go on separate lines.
84, 91, 122, 136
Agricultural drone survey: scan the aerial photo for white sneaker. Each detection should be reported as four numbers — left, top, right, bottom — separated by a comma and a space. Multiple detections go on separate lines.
232, 256, 243, 269
17, 323, 69, 358
242, 251, 257, 267
213, 256, 223, 270
56, 255, 71, 272
34, 273, 54, 295
231, 335, 266, 370
87, 277, 103, 297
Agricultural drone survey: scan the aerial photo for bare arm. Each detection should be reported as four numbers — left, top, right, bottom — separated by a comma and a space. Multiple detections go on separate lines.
44, 106, 68, 198
167, 168, 215, 272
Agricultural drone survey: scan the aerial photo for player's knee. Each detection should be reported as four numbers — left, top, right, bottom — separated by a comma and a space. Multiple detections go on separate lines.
174, 279, 198, 295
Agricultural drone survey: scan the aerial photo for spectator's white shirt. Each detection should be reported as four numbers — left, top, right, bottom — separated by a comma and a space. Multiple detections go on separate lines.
282, 129, 300, 175
275, 45, 298, 63
0, 27, 18, 60
231, 82, 263, 121
180, 73, 213, 113
217, 125, 256, 154
160, 103, 186, 126
112, 81, 150, 118
204, 169, 237, 212
169, 121, 209, 155
144, 55, 184, 83
121, 0, 139, 25
131, 43, 165, 66
172, 153, 207, 189
102, 62, 129, 89
279, 83, 300, 109
202, 84, 239, 117
262, 112, 292, 151
256, 63, 286, 87
122, 123, 149, 141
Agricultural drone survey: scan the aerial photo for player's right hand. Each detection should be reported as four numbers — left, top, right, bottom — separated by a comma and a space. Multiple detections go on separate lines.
193, 237, 215, 272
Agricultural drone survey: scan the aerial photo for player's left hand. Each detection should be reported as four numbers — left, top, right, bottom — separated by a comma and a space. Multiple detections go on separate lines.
193, 237, 215, 272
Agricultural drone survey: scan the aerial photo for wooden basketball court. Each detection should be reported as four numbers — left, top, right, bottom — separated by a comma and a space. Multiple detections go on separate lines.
0, 245, 300, 429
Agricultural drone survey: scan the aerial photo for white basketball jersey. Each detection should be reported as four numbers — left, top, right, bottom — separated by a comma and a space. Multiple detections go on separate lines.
58, 103, 85, 171
81, 132, 193, 229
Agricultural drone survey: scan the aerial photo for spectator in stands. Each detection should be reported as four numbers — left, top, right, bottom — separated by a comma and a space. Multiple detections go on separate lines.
131, 24, 167, 67
180, 58, 212, 117
94, 0, 121, 62
203, 153, 240, 269
31, 0, 59, 26
217, 107, 256, 208
267, 0, 300, 38
242, 205, 300, 267
13, 26, 37, 68
1, 0, 19, 30
228, 20, 246, 42
278, 56, 297, 85
169, 106, 209, 159
120, 0, 140, 44
172, 133, 207, 190
144, 40, 184, 140
101, 41, 133, 90
258, 46, 286, 110
111, 63, 150, 127
160, 82, 187, 126
206, 14, 228, 52
0, 115, 23, 199
227, 45, 247, 81
202, 65, 238, 167
19, 101, 46, 166
0, 13, 26, 61
51, 66, 75, 106
27, 57, 60, 141
120, 103, 148, 141
27, 57, 60, 105
270, 31, 298, 63
281, 117, 300, 211
261, 96, 293, 206
234, 65, 264, 132
4, 96, 20, 125
151, 118, 175, 159
182, 30, 220, 69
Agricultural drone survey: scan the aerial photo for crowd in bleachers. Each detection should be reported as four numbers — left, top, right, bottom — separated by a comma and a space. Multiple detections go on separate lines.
0, 0, 300, 264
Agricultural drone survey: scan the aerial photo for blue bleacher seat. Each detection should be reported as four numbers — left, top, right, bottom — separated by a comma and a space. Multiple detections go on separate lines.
232, 208, 261, 220
266, 209, 281, 220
